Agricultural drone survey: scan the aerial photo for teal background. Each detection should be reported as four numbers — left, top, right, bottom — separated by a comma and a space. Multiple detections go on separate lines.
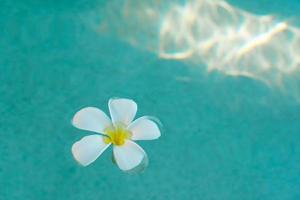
1, 0, 300, 199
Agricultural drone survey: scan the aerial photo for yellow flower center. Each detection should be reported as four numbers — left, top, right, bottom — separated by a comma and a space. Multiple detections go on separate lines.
103, 125, 132, 146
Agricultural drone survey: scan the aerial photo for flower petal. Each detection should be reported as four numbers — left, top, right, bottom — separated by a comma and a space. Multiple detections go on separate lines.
112, 152, 149, 174
128, 117, 161, 140
108, 98, 137, 126
72, 107, 112, 133
113, 140, 146, 171
72, 135, 110, 166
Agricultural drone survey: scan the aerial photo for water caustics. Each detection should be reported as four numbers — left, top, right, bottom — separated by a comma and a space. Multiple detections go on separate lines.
96, 0, 300, 99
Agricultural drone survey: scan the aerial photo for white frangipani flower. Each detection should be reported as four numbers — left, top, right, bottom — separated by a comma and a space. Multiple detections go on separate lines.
71, 98, 161, 171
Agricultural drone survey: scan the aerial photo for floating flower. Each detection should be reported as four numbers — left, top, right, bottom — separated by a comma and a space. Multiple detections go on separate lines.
71, 98, 161, 172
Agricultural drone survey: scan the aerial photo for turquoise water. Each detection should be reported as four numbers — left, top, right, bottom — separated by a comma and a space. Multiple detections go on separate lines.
1, 0, 300, 199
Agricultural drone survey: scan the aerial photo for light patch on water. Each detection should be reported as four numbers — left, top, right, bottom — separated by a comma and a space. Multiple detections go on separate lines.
95, 0, 300, 100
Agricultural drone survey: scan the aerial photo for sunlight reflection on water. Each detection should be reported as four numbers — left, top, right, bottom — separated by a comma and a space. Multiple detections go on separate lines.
94, 0, 300, 100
